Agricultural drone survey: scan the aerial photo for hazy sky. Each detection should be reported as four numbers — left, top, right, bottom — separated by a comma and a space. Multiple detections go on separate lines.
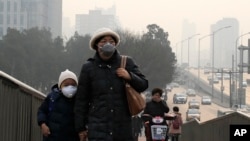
63, 0, 250, 47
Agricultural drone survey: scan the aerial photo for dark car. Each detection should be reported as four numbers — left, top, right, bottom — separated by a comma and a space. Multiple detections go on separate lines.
173, 93, 187, 104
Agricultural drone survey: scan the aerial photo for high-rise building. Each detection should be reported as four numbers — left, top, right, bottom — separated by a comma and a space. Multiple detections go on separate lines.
62, 17, 74, 40
210, 18, 239, 69
0, 0, 62, 39
75, 5, 120, 35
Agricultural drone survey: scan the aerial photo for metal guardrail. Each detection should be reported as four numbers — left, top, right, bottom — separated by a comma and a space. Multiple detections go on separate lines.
0, 71, 46, 141
186, 70, 230, 107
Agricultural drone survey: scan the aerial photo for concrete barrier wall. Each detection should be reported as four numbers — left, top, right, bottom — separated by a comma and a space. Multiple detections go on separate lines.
0, 71, 45, 141
180, 112, 250, 141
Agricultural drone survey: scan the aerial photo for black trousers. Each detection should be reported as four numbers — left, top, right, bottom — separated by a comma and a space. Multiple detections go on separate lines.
170, 134, 179, 141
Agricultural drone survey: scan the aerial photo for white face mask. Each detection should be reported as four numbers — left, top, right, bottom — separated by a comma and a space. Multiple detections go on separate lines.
61, 85, 77, 98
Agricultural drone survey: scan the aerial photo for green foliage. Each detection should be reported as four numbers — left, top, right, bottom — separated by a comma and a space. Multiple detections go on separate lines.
118, 25, 176, 89
64, 32, 94, 73
0, 24, 176, 93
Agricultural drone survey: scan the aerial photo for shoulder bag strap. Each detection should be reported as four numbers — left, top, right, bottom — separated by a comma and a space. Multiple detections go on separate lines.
120, 55, 127, 68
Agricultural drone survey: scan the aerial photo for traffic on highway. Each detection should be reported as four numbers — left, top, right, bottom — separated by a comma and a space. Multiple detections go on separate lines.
189, 68, 250, 107
163, 85, 222, 122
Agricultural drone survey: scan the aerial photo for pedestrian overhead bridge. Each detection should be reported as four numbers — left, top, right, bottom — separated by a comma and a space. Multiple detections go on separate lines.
1, 70, 250, 141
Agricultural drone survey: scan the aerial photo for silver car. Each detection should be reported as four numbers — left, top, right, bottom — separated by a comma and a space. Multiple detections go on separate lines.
186, 108, 201, 121
188, 99, 200, 109
186, 89, 196, 96
201, 96, 212, 105
173, 93, 187, 104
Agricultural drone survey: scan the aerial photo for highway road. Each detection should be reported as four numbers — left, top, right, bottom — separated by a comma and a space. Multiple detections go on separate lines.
188, 68, 250, 106
166, 86, 222, 122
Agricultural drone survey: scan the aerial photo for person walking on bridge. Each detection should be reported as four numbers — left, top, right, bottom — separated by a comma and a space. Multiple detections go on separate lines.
74, 28, 148, 141
37, 69, 79, 141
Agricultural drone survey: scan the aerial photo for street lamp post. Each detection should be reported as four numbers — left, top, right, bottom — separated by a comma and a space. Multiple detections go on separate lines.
211, 26, 231, 98
181, 39, 188, 66
187, 34, 200, 70
175, 43, 178, 59
198, 34, 212, 86
234, 32, 250, 101
175, 42, 181, 64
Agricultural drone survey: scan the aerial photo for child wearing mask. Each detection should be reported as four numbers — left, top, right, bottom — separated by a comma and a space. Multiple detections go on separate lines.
37, 69, 79, 141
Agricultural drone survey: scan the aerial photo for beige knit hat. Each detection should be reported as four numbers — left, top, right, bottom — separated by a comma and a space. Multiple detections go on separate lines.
58, 69, 78, 88
89, 28, 120, 50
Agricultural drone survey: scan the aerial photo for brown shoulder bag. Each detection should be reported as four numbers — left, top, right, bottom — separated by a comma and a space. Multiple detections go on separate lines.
120, 55, 146, 116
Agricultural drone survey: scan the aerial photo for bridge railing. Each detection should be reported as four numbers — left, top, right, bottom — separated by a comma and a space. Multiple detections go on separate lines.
0, 71, 45, 141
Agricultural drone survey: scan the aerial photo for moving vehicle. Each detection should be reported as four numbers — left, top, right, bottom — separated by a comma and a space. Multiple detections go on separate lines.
201, 95, 212, 105
142, 114, 176, 141
186, 108, 201, 121
188, 99, 200, 109
165, 85, 172, 92
209, 77, 219, 84
215, 73, 222, 79
186, 89, 196, 96
204, 69, 210, 74
173, 93, 188, 104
